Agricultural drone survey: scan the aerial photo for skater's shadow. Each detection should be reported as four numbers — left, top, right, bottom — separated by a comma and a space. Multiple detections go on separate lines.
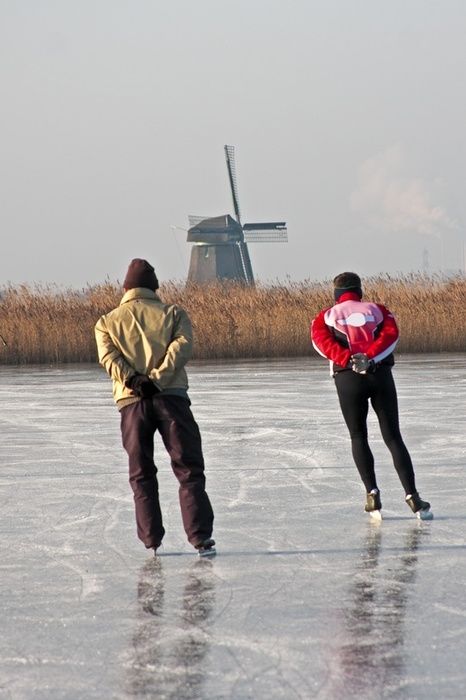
333, 522, 430, 697
125, 556, 216, 698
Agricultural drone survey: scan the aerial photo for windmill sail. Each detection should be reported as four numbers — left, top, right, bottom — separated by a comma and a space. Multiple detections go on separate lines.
188, 214, 212, 228
224, 145, 241, 224
243, 222, 288, 243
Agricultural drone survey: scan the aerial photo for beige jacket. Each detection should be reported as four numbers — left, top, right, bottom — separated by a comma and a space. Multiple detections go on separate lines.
95, 287, 192, 404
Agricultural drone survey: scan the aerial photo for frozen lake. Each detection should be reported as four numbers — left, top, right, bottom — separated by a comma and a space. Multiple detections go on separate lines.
0, 355, 465, 699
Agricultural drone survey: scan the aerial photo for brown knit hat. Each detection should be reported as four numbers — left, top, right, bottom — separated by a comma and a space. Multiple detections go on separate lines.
123, 259, 159, 291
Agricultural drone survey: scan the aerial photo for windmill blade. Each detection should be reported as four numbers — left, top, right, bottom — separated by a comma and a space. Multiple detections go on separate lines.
243, 222, 288, 243
224, 145, 242, 225
188, 215, 213, 228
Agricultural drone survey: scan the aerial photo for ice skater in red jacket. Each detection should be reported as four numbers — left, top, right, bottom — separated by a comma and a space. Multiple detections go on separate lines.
311, 271, 433, 520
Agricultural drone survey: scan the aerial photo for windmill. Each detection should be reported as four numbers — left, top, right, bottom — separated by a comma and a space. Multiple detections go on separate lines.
186, 145, 287, 284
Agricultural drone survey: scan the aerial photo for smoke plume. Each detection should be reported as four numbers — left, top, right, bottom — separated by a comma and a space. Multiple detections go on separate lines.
350, 145, 457, 237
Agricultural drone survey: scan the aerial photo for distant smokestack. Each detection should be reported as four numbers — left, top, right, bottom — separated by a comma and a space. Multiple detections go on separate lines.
422, 248, 430, 275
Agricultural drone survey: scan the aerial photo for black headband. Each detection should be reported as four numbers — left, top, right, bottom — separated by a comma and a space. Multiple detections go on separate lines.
334, 286, 363, 301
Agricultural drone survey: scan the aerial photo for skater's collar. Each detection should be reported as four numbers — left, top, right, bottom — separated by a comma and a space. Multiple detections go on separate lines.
335, 291, 362, 303
120, 288, 160, 305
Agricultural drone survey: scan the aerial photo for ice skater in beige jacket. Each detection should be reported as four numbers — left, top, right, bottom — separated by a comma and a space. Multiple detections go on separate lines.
95, 258, 215, 557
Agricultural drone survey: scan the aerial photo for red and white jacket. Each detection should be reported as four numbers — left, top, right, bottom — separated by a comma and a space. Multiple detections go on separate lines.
311, 291, 399, 374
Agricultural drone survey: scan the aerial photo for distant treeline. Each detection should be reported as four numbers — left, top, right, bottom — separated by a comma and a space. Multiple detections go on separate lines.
0, 275, 464, 365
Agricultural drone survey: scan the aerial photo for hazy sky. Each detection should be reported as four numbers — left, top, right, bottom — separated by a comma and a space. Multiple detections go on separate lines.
1, 0, 465, 286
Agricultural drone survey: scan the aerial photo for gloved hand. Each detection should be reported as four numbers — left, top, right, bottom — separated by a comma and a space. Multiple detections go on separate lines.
351, 353, 373, 374
125, 373, 160, 398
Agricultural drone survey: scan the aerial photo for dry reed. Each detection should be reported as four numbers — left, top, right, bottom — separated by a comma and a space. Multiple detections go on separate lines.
0, 275, 464, 365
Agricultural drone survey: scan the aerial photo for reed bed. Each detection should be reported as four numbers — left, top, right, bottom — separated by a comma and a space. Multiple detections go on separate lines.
0, 275, 464, 365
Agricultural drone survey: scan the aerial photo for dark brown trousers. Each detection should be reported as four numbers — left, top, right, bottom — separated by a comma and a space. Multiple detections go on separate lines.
120, 395, 214, 549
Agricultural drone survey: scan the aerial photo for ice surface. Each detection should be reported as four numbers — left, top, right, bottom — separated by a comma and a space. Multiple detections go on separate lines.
0, 355, 465, 699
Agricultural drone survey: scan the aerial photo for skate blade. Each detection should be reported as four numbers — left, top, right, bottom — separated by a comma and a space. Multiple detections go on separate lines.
417, 509, 433, 521
368, 509, 382, 521
197, 547, 216, 558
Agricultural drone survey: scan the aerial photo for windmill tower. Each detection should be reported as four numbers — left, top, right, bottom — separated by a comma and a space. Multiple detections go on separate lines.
186, 145, 287, 284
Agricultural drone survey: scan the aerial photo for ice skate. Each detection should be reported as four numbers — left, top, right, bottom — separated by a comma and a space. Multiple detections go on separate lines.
195, 538, 216, 557
365, 489, 382, 521
406, 493, 433, 520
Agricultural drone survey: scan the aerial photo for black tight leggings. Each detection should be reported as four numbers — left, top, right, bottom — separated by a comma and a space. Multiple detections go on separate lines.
334, 367, 416, 495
